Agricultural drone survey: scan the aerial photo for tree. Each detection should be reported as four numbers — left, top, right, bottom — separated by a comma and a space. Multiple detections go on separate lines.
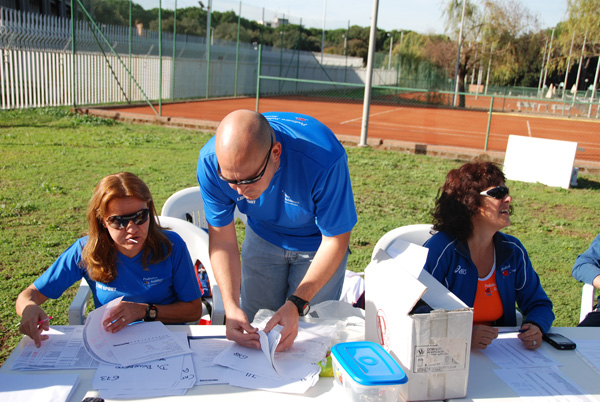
441, 0, 540, 106
554, 0, 600, 94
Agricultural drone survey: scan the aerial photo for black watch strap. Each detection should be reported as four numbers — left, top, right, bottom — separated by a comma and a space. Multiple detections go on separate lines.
287, 295, 310, 316
144, 303, 158, 321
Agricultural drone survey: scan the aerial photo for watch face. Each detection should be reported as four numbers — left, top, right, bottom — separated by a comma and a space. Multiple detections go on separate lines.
149, 309, 157, 319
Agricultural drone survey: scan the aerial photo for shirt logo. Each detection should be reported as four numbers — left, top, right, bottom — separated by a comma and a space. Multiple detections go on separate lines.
143, 276, 164, 286
500, 264, 513, 276
283, 191, 300, 207
97, 283, 116, 292
296, 117, 307, 121
454, 265, 467, 275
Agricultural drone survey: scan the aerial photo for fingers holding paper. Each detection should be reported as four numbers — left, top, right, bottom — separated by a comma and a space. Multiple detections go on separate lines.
225, 306, 260, 349
103, 300, 145, 333
264, 301, 299, 352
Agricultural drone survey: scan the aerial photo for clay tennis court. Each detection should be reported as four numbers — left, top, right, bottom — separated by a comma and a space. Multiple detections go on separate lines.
89, 97, 600, 166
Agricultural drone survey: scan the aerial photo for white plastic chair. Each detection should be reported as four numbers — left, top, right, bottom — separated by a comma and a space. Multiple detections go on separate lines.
160, 186, 247, 231
371, 224, 435, 261
580, 283, 597, 323
68, 216, 225, 325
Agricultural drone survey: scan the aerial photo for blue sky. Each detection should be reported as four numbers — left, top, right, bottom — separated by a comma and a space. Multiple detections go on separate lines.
141, 0, 569, 34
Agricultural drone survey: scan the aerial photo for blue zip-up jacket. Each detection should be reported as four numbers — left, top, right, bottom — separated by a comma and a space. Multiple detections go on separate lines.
423, 231, 554, 333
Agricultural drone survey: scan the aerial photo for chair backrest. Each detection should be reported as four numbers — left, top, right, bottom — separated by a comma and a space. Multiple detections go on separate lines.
371, 224, 435, 260
161, 186, 246, 231
156, 216, 225, 325
580, 283, 597, 323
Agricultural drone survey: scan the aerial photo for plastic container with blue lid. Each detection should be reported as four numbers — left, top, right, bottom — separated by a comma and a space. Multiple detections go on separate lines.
331, 341, 407, 401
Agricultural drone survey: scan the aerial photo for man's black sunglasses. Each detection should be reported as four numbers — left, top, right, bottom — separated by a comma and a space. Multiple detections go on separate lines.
106, 208, 150, 230
480, 186, 510, 199
217, 134, 273, 186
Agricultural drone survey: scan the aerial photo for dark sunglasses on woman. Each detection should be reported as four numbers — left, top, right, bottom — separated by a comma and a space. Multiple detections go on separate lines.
480, 186, 509, 200
106, 208, 150, 230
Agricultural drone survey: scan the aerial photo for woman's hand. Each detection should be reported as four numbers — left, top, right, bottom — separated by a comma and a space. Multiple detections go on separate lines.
471, 325, 499, 349
518, 323, 542, 350
19, 305, 51, 348
102, 300, 146, 333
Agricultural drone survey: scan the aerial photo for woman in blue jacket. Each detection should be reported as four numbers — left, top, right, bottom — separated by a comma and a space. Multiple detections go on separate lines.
424, 162, 554, 350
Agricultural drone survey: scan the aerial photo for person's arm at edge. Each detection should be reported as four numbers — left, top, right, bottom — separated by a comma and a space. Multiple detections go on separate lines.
16, 284, 51, 347
572, 233, 600, 288
208, 222, 259, 348
265, 231, 351, 351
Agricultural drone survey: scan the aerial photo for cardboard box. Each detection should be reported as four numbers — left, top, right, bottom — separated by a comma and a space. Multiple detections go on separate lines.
365, 241, 473, 401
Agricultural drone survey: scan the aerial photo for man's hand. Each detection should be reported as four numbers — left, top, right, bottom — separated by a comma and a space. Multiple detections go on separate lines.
518, 323, 542, 350
19, 305, 50, 348
471, 325, 499, 349
264, 301, 299, 352
225, 306, 260, 349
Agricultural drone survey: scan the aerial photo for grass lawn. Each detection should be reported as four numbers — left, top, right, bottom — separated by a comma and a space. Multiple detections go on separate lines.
1, 107, 599, 366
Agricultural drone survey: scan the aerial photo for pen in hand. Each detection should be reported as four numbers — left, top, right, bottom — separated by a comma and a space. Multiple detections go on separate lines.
38, 316, 53, 325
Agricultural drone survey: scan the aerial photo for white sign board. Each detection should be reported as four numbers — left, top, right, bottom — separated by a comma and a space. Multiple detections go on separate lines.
503, 135, 578, 189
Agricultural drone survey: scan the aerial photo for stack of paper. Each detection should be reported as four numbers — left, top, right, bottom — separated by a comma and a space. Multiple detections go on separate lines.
92, 333, 196, 399
211, 321, 336, 394
83, 297, 192, 366
189, 336, 231, 385
0, 373, 79, 402
11, 327, 99, 370
482, 333, 596, 401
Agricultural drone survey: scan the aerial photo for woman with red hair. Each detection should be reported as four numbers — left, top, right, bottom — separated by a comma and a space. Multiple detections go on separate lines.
16, 172, 202, 347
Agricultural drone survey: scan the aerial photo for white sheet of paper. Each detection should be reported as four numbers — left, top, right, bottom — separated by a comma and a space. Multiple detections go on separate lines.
83, 298, 191, 366
92, 332, 194, 391
98, 388, 188, 399
493, 366, 597, 402
574, 339, 600, 372
189, 337, 231, 385
82, 297, 122, 364
11, 327, 99, 370
213, 323, 324, 380
227, 369, 320, 394
0, 373, 80, 402
482, 333, 561, 369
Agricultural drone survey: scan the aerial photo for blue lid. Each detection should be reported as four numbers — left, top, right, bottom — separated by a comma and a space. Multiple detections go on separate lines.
331, 341, 407, 386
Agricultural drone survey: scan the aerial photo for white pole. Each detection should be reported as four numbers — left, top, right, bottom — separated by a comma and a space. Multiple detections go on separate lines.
321, 0, 327, 64
573, 32, 587, 106
359, 0, 379, 147
453, 0, 467, 107
563, 31, 575, 100
588, 56, 599, 118
387, 34, 393, 71
538, 35, 549, 96
542, 28, 555, 95
484, 43, 493, 95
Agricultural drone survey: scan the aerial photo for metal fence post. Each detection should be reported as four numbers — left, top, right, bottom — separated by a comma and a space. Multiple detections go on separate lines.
255, 44, 262, 112
485, 94, 494, 151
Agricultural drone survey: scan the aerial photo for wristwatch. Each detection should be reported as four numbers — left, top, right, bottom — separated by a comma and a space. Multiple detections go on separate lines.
144, 303, 158, 321
287, 295, 310, 316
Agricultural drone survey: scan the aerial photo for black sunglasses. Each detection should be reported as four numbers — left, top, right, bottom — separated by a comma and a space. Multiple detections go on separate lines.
217, 134, 273, 186
480, 186, 510, 199
106, 208, 150, 230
